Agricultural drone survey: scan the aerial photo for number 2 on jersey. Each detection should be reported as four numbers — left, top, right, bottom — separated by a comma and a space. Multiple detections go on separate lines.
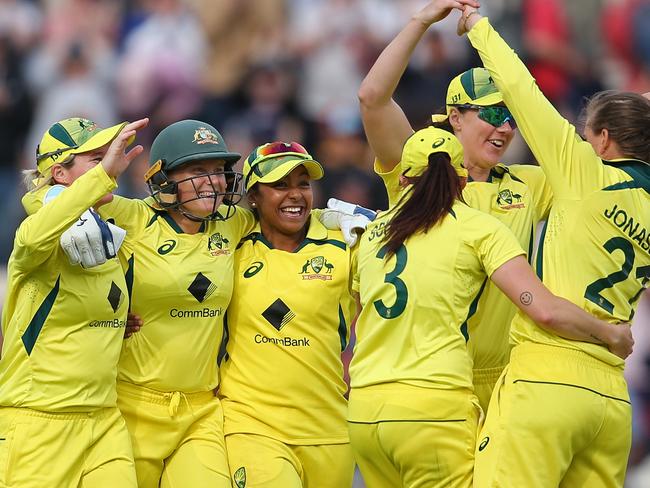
584, 237, 649, 315
373, 244, 408, 319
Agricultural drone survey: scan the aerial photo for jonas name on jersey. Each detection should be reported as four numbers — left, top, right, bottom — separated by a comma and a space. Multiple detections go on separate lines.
604, 203, 650, 254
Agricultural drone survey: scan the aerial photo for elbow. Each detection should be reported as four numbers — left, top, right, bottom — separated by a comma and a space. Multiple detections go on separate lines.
531, 308, 557, 330
358, 81, 384, 109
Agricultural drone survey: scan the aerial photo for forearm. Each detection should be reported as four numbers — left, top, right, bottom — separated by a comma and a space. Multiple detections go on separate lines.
537, 296, 614, 346
359, 18, 429, 108
15, 165, 117, 263
464, 16, 587, 195
358, 18, 426, 170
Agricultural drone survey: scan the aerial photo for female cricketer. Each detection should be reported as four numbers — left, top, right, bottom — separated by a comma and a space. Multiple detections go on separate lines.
460, 7, 650, 487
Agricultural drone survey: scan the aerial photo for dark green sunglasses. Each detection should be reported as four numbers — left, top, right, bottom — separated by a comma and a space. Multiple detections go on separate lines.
453, 104, 517, 129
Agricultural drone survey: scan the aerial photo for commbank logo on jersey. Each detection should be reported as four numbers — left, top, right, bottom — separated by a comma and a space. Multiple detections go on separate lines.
107, 281, 124, 313
262, 298, 295, 331
208, 232, 230, 256
188, 273, 217, 303
233, 467, 246, 488
299, 256, 333, 280
496, 189, 525, 210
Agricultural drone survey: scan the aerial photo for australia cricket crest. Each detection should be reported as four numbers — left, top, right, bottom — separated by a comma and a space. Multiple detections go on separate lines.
299, 256, 334, 280
208, 232, 230, 256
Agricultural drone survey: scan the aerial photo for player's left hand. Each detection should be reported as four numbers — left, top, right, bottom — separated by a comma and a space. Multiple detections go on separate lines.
607, 323, 634, 360
319, 198, 377, 247
456, 4, 482, 36
125, 313, 142, 339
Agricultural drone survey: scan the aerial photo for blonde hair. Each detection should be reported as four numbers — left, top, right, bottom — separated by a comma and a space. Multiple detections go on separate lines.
22, 154, 76, 192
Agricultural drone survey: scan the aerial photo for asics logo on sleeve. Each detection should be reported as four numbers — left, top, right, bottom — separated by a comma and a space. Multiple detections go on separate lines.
478, 436, 490, 451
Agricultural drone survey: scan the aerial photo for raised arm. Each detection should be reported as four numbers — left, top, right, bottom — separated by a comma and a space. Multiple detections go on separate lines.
13, 119, 148, 270
491, 255, 634, 359
459, 11, 603, 197
359, 0, 479, 172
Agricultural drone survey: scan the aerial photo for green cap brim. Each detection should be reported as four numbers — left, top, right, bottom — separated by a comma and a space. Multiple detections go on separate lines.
71, 121, 130, 156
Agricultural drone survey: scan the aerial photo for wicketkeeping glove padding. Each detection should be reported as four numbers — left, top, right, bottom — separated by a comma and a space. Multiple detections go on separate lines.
60, 209, 126, 268
319, 198, 377, 247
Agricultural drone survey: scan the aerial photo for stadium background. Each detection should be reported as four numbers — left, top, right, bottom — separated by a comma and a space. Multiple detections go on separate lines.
0, 0, 647, 485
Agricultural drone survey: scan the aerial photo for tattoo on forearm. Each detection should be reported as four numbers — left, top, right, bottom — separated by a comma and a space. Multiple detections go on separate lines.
520, 291, 533, 306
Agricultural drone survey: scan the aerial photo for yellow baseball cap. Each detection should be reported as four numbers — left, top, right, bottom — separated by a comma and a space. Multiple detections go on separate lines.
431, 68, 504, 122
36, 117, 129, 177
243, 141, 324, 191
401, 127, 467, 178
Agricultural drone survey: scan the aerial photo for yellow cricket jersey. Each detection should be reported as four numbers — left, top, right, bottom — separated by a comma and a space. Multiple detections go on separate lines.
0, 165, 128, 412
219, 215, 354, 445
349, 200, 525, 397
97, 197, 255, 392
469, 18, 650, 368
375, 161, 552, 369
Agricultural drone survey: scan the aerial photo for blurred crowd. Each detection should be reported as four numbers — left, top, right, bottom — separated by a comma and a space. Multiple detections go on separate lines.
0, 0, 648, 484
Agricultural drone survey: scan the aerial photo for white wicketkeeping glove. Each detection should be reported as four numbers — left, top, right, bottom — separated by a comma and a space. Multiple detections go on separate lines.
60, 209, 126, 268
319, 198, 377, 247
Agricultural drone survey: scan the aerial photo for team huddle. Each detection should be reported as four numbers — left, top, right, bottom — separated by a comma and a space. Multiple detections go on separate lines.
0, 1, 648, 487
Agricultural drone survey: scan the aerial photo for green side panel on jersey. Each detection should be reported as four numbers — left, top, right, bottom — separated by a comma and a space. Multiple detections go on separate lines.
535, 220, 549, 280
460, 277, 488, 342
21, 276, 61, 355
337, 305, 347, 352
125, 254, 134, 311
527, 225, 535, 265
602, 162, 650, 195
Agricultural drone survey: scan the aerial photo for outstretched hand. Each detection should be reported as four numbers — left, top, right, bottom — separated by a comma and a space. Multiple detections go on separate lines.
456, 4, 482, 36
413, 0, 480, 28
101, 118, 149, 179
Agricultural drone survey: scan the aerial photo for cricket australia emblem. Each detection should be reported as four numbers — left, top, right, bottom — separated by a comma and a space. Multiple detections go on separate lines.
496, 189, 525, 210
299, 256, 334, 280
208, 232, 230, 256
193, 127, 220, 145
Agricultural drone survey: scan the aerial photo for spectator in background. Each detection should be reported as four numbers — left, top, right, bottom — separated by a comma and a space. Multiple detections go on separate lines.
523, 0, 602, 120
192, 0, 287, 127
25, 40, 120, 171
312, 108, 387, 211
116, 0, 206, 136
222, 61, 307, 160
0, 33, 33, 262
602, 0, 650, 93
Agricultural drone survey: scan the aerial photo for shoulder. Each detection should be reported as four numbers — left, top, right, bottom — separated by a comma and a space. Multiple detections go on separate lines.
506, 164, 546, 184
455, 202, 509, 232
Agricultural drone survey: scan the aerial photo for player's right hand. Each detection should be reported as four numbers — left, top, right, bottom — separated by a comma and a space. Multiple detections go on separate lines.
607, 323, 634, 360
101, 118, 148, 179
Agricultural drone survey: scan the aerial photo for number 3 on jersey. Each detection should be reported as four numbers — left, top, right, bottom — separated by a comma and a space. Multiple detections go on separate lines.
584, 237, 650, 317
373, 244, 408, 319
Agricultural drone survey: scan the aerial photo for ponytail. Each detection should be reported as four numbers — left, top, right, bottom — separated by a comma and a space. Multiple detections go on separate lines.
383, 152, 463, 257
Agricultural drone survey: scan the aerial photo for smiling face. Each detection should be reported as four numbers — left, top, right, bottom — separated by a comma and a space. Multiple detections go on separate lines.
451, 107, 515, 171
248, 165, 313, 246
168, 159, 227, 218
